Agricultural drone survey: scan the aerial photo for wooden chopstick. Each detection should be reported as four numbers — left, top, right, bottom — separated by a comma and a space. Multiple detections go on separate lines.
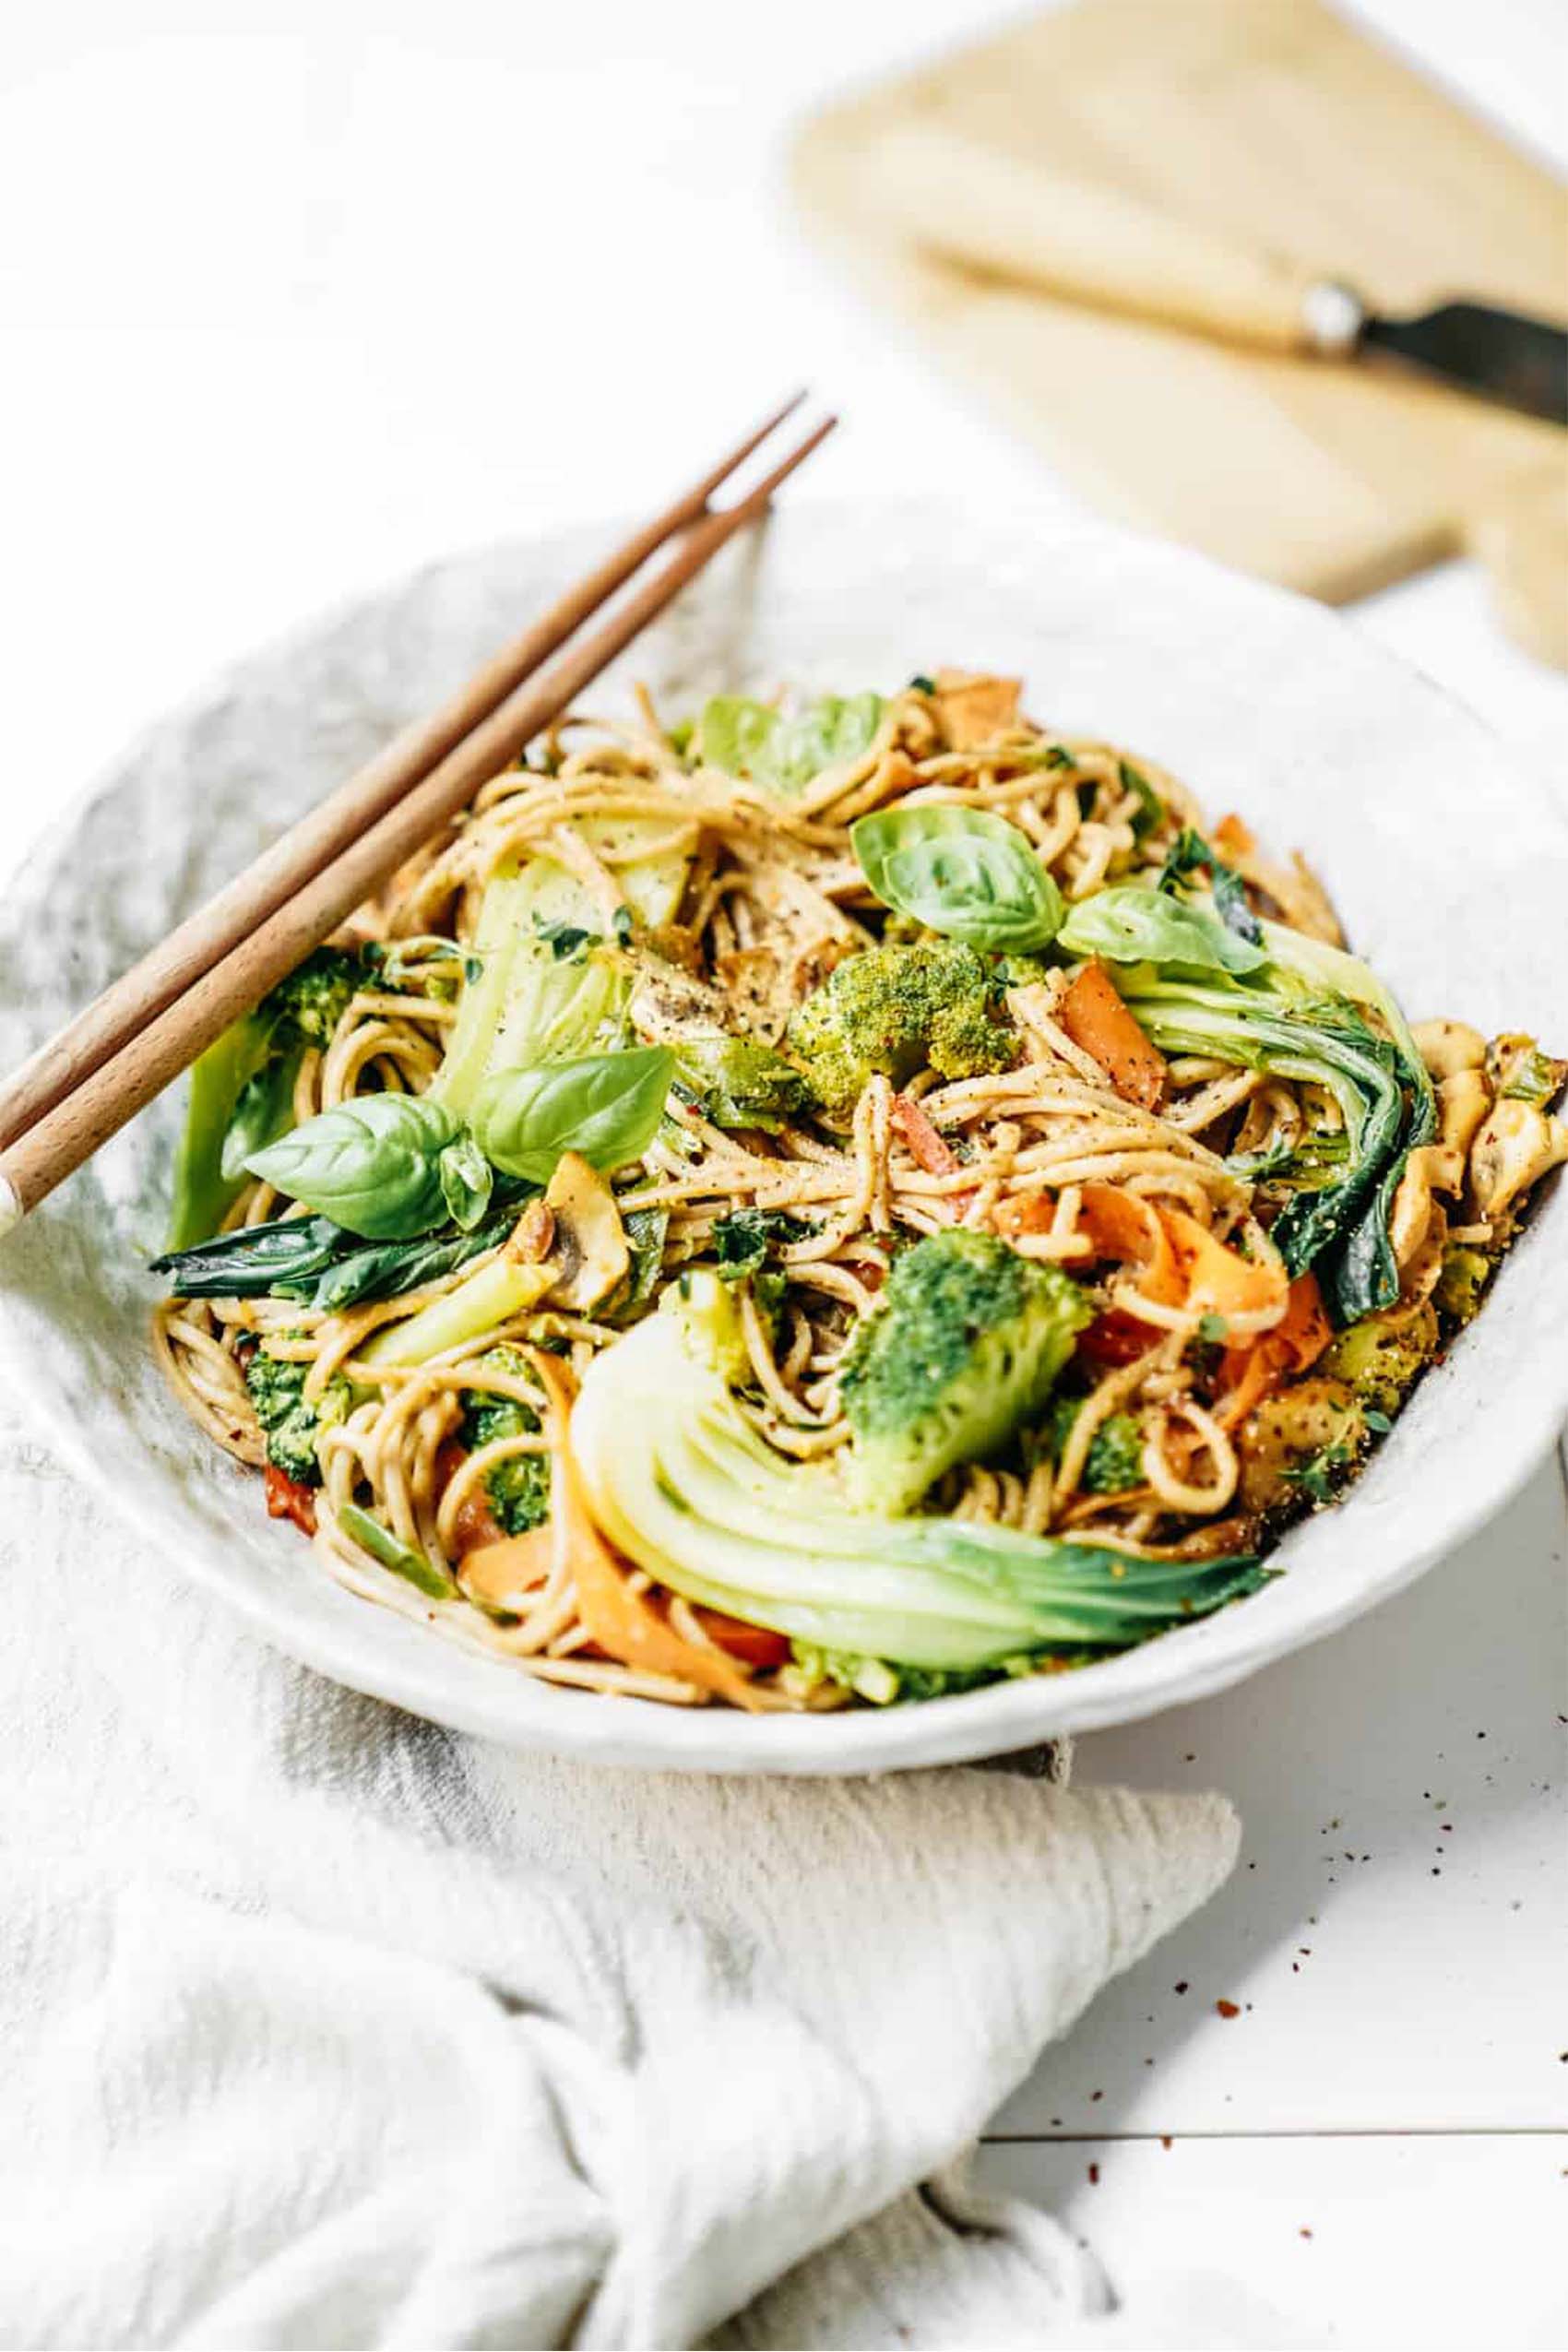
0, 389, 809, 1159
0, 409, 836, 1230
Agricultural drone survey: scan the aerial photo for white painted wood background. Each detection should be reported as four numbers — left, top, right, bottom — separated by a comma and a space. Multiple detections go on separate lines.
1, 4, 1562, 2343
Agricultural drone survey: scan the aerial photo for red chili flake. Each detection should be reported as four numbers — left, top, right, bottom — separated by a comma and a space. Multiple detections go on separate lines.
1088, 2163, 1100, 2185
1216, 1998, 1241, 2019
1160, 2135, 1172, 2151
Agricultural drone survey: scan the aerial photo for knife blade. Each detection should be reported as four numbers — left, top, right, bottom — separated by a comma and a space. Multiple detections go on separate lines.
1353, 299, 1567, 422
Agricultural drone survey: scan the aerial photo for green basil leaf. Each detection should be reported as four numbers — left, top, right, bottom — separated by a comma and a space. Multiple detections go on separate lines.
1059, 885, 1269, 977
438, 1134, 493, 1230
697, 693, 884, 794
244, 1095, 461, 1239
469, 1047, 673, 1183
850, 804, 1065, 952
219, 1050, 303, 1182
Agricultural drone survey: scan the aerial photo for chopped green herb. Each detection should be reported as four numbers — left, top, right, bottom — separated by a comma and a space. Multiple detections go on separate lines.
1118, 759, 1164, 839
710, 1206, 807, 1280
532, 915, 599, 963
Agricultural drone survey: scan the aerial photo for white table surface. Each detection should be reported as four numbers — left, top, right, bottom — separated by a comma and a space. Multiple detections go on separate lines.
2, 4, 1564, 2345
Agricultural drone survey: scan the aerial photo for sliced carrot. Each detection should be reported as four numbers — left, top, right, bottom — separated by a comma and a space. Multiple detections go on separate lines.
1212, 813, 1255, 857
1075, 1182, 1184, 1303
1216, 1272, 1331, 1428
890, 1092, 961, 1176
1059, 960, 1169, 1111
1161, 1207, 1287, 1323
534, 1355, 765, 1710
992, 1192, 1051, 1240
693, 1608, 792, 1669
264, 1462, 316, 1538
891, 1091, 976, 1222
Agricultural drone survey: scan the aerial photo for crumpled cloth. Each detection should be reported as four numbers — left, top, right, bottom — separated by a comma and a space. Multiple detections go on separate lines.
0, 1389, 1242, 2350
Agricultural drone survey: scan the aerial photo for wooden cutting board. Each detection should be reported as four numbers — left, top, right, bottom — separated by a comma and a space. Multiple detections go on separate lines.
791, 0, 1568, 662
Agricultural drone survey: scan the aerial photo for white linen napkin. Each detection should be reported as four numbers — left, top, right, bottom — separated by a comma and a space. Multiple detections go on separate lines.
0, 1389, 1242, 2350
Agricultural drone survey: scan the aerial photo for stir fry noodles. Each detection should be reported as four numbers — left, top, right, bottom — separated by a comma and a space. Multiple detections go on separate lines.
152, 672, 1568, 1711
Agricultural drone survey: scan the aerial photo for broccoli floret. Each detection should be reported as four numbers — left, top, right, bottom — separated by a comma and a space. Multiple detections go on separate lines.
1321, 1300, 1438, 1419
1433, 1243, 1493, 1329
673, 1037, 815, 1131
242, 1346, 350, 1485
263, 946, 365, 1050
461, 1344, 552, 1535
787, 941, 1016, 1110
838, 1229, 1090, 1514
1047, 1396, 1145, 1492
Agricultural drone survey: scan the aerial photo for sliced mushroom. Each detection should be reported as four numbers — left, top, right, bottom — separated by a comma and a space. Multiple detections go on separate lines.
1436, 1069, 1491, 1161
1389, 1144, 1464, 1268
1411, 1019, 1487, 1081
1398, 1202, 1448, 1308
540, 1152, 630, 1312
1467, 1099, 1568, 1222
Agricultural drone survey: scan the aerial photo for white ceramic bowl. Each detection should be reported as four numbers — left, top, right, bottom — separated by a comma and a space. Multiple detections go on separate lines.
2, 501, 1563, 1773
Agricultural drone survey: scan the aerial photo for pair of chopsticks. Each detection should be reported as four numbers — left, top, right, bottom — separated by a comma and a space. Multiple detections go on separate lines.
0, 393, 836, 1234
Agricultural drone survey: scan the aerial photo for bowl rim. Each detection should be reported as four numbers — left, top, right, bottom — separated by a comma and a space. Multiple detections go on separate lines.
2, 496, 1564, 1774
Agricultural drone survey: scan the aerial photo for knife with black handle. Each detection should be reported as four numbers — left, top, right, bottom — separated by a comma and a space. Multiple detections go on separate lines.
868, 122, 1567, 422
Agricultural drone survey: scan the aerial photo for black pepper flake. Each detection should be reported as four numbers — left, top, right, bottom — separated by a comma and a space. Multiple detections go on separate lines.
1088, 2163, 1100, 2185
1174, 1981, 1189, 1995
1300, 2227, 1313, 2240
1090, 2089, 1103, 2102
